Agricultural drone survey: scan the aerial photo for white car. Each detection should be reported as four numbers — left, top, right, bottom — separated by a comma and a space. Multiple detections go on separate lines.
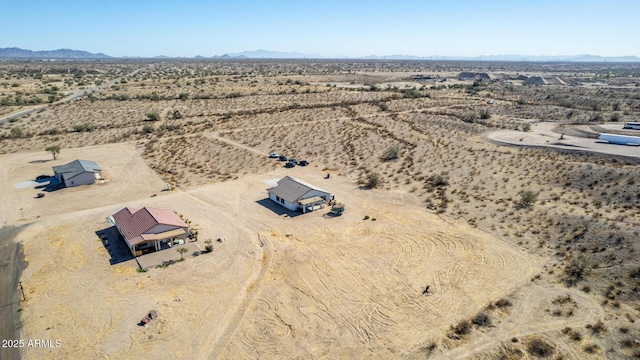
269, 152, 279, 158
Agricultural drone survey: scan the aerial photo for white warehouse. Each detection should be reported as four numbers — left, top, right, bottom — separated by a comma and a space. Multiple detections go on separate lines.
267, 176, 331, 213
598, 133, 640, 146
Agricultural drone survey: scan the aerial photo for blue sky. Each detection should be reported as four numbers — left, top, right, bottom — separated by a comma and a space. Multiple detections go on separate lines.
2, 0, 638, 57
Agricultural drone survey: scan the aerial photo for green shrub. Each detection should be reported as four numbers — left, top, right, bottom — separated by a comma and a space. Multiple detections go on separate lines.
380, 146, 400, 161
10, 126, 25, 138
365, 172, 381, 189
519, 190, 538, 208
146, 112, 161, 121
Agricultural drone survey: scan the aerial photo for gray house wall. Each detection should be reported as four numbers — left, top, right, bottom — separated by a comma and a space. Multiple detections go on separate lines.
64, 171, 96, 187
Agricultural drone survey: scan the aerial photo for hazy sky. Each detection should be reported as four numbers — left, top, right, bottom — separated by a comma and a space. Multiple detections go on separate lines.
2, 0, 638, 57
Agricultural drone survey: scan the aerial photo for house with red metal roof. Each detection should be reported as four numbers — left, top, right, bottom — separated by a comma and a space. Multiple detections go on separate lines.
111, 207, 190, 257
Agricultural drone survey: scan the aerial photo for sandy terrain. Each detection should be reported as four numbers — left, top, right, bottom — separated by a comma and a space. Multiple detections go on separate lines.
4, 143, 538, 359
1, 60, 640, 359
0, 143, 168, 224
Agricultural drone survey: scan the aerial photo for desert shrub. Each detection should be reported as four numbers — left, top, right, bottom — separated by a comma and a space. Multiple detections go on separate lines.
586, 320, 607, 335
420, 342, 437, 356
526, 338, 555, 358
522, 123, 532, 132
401, 88, 423, 98
142, 124, 155, 133
365, 172, 381, 189
41, 127, 60, 135
610, 113, 621, 122
472, 311, 492, 327
462, 112, 477, 123
146, 112, 161, 121
10, 126, 25, 138
73, 124, 92, 132
204, 239, 213, 253
451, 320, 472, 336
518, 190, 538, 208
428, 172, 449, 187
479, 109, 491, 119
589, 113, 603, 122
564, 255, 591, 286
378, 102, 388, 111
495, 298, 512, 308
583, 343, 600, 354
380, 146, 400, 161
225, 92, 243, 99
178, 93, 189, 100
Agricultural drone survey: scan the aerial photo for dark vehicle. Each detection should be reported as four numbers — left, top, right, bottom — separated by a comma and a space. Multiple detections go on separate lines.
288, 158, 297, 164
284, 162, 296, 168
279, 155, 288, 161
36, 174, 50, 180
298, 160, 309, 166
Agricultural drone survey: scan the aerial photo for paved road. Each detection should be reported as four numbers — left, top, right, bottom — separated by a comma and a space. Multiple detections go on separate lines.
0, 66, 148, 124
487, 122, 640, 159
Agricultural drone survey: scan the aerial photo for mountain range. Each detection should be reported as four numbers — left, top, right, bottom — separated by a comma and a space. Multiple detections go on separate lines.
1, 47, 638, 62
0, 47, 110, 59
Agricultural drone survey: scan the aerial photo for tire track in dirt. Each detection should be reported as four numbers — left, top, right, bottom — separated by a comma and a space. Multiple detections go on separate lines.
207, 233, 273, 360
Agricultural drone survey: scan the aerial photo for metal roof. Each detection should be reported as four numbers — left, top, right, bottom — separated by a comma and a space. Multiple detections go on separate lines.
267, 176, 329, 203
112, 207, 189, 246
52, 159, 101, 180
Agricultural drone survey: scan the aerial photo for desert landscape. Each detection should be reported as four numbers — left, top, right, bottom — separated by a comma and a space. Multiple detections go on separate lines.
2, 59, 640, 359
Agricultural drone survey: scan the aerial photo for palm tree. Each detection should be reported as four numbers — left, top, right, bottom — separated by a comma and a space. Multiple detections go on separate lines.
177, 247, 188, 259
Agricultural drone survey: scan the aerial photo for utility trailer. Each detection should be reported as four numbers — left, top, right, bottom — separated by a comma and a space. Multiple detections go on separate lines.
623, 122, 640, 130
598, 133, 640, 146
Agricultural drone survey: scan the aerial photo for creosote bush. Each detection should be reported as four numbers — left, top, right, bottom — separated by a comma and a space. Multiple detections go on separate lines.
519, 190, 538, 208
365, 172, 381, 189
380, 146, 400, 161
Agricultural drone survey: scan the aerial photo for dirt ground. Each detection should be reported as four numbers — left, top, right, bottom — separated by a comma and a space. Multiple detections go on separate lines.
3, 144, 537, 359
0, 143, 168, 224
2, 60, 640, 359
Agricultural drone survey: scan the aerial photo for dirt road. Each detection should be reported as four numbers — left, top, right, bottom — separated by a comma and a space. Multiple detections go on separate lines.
0, 226, 26, 360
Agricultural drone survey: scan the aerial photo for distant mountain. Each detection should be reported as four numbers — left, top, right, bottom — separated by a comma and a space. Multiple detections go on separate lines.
355, 54, 640, 62
0, 47, 110, 59
2, 47, 638, 62
221, 49, 323, 59
471, 54, 640, 62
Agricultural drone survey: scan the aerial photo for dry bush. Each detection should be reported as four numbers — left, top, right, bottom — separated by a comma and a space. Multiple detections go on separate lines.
525, 337, 555, 358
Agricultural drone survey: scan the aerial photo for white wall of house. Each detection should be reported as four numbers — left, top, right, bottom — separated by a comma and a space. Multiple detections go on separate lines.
269, 192, 298, 211
64, 171, 95, 187
269, 190, 331, 211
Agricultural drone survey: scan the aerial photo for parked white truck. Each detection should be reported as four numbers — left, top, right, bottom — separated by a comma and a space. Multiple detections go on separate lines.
598, 133, 640, 145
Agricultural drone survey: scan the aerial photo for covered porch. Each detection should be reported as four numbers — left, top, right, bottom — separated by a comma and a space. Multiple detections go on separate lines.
131, 228, 189, 257
298, 196, 326, 213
